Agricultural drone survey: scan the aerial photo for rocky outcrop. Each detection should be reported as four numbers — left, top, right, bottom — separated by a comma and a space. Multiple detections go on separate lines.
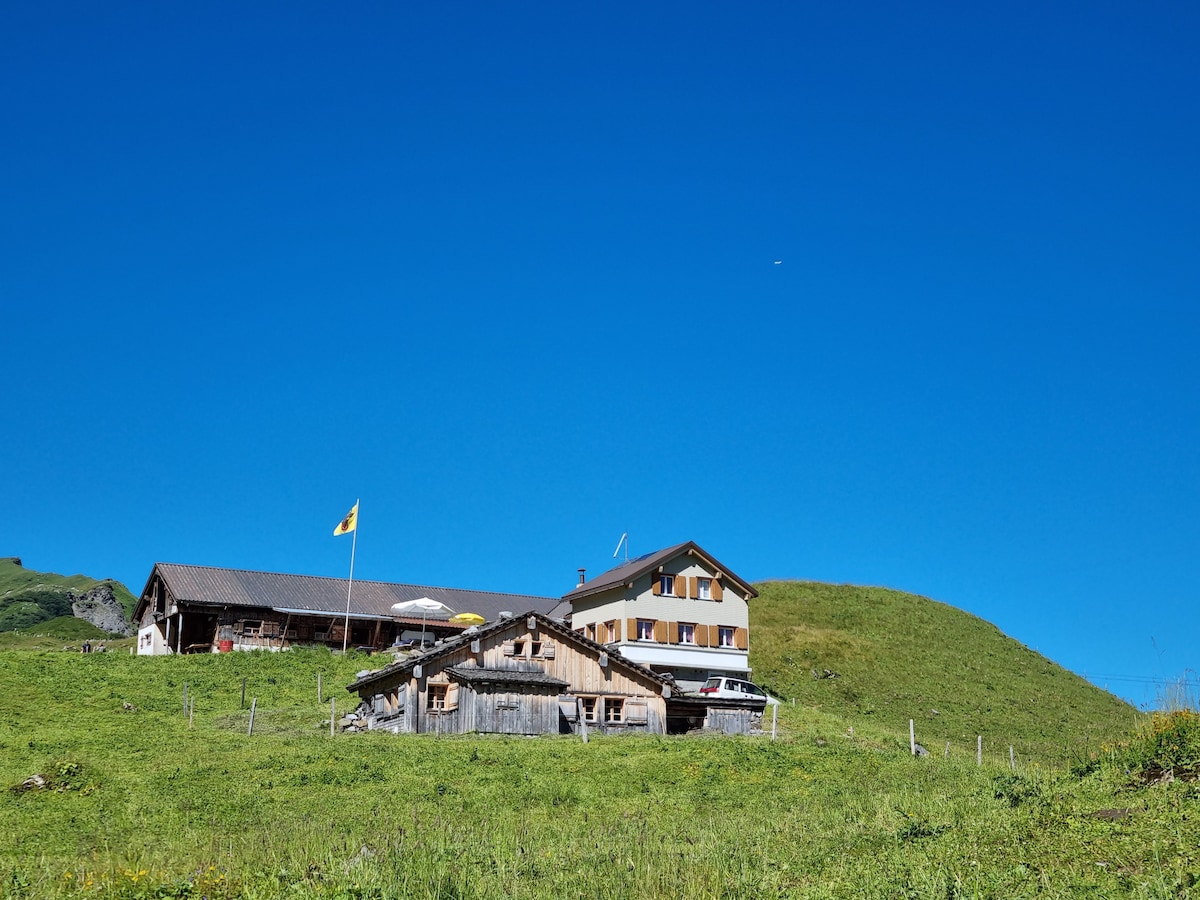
71, 583, 133, 636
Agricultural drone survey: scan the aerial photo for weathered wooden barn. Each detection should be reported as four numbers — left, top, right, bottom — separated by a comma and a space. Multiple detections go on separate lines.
348, 611, 770, 736
133, 563, 559, 655
348, 611, 675, 735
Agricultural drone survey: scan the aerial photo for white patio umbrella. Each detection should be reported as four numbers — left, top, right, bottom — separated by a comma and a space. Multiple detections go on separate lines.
391, 597, 451, 648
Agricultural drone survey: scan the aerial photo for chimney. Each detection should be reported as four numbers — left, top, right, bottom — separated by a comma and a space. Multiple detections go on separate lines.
577, 568, 586, 587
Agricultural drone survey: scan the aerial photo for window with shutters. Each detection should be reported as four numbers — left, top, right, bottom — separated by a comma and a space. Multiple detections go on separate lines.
718, 627, 735, 648
605, 698, 624, 724
512, 641, 525, 656
530, 641, 542, 657
604, 620, 619, 643
697, 578, 712, 600
585, 623, 597, 641
428, 684, 448, 710
657, 574, 676, 596
678, 623, 696, 645
636, 619, 656, 641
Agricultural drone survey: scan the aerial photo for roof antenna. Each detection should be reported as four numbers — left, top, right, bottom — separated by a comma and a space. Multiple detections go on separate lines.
613, 532, 629, 562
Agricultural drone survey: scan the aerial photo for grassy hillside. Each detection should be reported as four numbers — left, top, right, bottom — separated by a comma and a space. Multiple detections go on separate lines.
749, 581, 1136, 766
0, 648, 1195, 899
0, 557, 136, 633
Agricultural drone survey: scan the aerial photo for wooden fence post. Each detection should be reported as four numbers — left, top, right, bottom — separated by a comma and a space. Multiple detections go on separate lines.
1010, 746, 1015, 771
247, 698, 257, 735
909, 719, 916, 755
241, 678, 247, 710
977, 735, 982, 766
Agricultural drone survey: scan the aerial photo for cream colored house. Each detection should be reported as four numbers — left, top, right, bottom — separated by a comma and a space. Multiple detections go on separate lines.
562, 542, 758, 692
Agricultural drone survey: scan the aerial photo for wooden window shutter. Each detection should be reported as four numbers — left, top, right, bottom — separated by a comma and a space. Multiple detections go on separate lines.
712, 578, 724, 601
652, 577, 662, 596
653, 620, 667, 643
502, 640, 515, 656
542, 642, 555, 659
612, 620, 622, 641
695, 624, 710, 647
688, 577, 698, 599
445, 683, 460, 711
734, 627, 748, 650
626, 618, 637, 641
665, 621, 677, 645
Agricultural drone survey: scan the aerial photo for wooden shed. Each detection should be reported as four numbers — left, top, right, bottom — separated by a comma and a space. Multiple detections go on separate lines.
348, 611, 675, 736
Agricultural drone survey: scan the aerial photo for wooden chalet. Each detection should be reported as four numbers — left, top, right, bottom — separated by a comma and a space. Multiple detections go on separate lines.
133, 563, 559, 655
348, 611, 771, 736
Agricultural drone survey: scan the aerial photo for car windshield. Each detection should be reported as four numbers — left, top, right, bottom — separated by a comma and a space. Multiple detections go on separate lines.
701, 678, 722, 690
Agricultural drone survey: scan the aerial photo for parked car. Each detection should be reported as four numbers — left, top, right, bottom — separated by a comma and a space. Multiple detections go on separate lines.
698, 676, 779, 703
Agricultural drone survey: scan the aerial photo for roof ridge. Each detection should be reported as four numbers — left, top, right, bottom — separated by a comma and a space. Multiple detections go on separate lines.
154, 562, 554, 599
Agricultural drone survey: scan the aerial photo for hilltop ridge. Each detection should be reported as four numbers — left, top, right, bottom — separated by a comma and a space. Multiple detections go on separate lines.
750, 579, 1134, 760
0, 557, 135, 636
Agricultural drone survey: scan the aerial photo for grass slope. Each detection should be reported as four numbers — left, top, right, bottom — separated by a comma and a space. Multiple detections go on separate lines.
0, 557, 136, 633
0, 649, 1195, 899
750, 581, 1136, 766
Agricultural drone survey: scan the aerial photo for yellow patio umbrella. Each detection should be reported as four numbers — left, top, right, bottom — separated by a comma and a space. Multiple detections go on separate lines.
449, 612, 486, 626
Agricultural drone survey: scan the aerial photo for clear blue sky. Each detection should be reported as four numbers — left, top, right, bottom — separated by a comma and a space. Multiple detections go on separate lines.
3, 2, 1196, 708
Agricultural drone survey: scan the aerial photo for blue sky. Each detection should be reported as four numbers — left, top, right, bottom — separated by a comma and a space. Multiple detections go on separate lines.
3, 2, 1196, 708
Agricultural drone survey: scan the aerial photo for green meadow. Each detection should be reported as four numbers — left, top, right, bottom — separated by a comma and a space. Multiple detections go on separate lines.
0, 579, 1196, 898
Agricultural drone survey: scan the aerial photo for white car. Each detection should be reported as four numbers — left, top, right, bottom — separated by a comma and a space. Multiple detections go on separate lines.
698, 676, 779, 704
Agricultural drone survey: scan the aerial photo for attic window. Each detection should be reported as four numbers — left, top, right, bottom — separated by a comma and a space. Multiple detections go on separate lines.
698, 578, 712, 600
530, 641, 542, 657
655, 575, 676, 597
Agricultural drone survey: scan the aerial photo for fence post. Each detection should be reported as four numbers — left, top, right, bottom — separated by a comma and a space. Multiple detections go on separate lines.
910, 719, 916, 755
241, 678, 247, 710
247, 698, 257, 735
1010, 746, 1015, 771
318, 673, 323, 704
331, 698, 336, 736
944, 741, 950, 758
977, 735, 982, 766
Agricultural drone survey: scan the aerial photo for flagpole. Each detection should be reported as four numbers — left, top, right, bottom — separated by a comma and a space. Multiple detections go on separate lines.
342, 499, 359, 653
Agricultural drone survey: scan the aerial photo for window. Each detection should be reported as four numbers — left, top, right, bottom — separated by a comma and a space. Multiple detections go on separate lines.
585, 623, 597, 641
678, 623, 696, 645
698, 578, 712, 600
604, 621, 618, 643
637, 619, 656, 641
659, 574, 676, 596
530, 641, 542, 657
240, 620, 262, 636
581, 697, 598, 723
605, 698, 624, 724
512, 641, 525, 656
718, 627, 735, 648
428, 684, 448, 710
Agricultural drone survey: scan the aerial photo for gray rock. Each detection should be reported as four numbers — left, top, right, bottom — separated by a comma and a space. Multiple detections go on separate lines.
71, 583, 133, 636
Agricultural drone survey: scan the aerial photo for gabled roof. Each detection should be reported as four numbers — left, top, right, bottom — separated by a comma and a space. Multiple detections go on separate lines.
136, 563, 559, 624
348, 610, 673, 693
563, 541, 758, 602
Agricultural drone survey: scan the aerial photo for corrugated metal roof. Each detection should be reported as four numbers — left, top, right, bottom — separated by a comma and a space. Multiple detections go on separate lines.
445, 665, 569, 688
147, 563, 559, 623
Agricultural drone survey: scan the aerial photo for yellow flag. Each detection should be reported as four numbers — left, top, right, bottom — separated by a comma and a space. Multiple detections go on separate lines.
334, 501, 358, 536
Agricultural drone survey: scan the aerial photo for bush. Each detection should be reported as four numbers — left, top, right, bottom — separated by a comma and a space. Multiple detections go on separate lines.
1121, 710, 1200, 779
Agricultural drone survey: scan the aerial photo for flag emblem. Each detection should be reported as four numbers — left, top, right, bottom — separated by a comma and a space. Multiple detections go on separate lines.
334, 502, 358, 536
